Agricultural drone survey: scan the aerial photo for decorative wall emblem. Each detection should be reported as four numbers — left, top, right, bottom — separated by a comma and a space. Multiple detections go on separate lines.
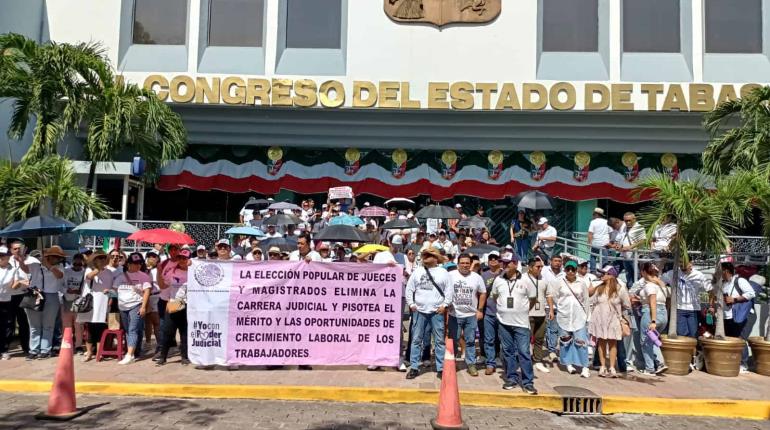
391, 149, 408, 178
529, 151, 546, 182
385, 0, 501, 26
344, 148, 361, 176
661, 153, 679, 180
573, 152, 591, 183
267, 146, 284, 176
441, 150, 457, 179
487, 150, 503, 180
622, 152, 639, 182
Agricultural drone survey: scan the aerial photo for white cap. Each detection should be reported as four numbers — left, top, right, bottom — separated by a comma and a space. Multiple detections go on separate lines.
455, 203, 462, 208
750, 274, 766, 286
364, 202, 370, 207
537, 217, 548, 225
0, 246, 9, 255
196, 245, 206, 251
594, 208, 605, 215
216, 239, 231, 246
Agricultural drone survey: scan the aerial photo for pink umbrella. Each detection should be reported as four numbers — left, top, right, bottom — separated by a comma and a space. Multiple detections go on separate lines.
359, 206, 389, 217
127, 228, 195, 245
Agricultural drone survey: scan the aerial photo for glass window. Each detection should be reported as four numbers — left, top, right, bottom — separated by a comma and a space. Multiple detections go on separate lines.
209, 0, 264, 47
705, 0, 762, 53
133, 0, 187, 45
542, 0, 599, 52
285, 0, 342, 49
623, 0, 680, 52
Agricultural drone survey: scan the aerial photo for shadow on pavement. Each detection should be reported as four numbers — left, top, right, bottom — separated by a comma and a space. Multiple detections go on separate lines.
308, 419, 404, 430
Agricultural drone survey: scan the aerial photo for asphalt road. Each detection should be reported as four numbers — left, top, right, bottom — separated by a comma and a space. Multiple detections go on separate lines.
1, 393, 768, 430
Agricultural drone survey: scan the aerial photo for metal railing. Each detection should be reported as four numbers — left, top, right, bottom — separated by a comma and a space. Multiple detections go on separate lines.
82, 220, 239, 251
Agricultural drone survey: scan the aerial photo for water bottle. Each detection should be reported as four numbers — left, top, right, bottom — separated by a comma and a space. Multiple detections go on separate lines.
646, 329, 662, 347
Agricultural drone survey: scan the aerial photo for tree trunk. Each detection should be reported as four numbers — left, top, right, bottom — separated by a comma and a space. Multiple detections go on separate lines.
86, 160, 97, 194
667, 239, 681, 338
765, 315, 770, 342
714, 263, 726, 339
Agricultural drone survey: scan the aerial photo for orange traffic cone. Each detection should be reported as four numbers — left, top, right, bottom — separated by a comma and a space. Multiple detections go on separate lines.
431, 336, 468, 430
36, 326, 86, 421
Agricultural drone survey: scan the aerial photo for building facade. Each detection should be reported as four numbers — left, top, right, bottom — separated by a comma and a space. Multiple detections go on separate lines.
1, 0, 768, 229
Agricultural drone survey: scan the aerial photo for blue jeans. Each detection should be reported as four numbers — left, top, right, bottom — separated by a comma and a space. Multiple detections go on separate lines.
25, 293, 60, 355
590, 247, 608, 272
449, 315, 478, 366
546, 312, 559, 354
120, 304, 145, 353
516, 239, 530, 262
641, 305, 668, 372
559, 326, 589, 368
483, 313, 499, 369
622, 260, 636, 286
676, 309, 699, 338
498, 323, 534, 387
409, 312, 446, 372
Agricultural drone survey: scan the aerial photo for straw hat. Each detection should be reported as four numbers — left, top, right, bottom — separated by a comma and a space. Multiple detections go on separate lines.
43, 246, 66, 259
87, 249, 108, 264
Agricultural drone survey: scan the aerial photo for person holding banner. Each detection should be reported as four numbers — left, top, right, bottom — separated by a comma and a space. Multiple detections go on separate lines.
289, 234, 322, 262
156, 249, 191, 366
405, 247, 453, 380
449, 253, 487, 376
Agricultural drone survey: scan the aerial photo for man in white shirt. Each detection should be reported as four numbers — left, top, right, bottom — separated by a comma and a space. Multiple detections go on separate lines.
449, 253, 487, 376
405, 247, 453, 380
587, 208, 611, 271
533, 218, 557, 263
720, 262, 756, 373
7, 240, 34, 355
215, 239, 242, 261
239, 200, 256, 225
491, 254, 537, 394
264, 225, 283, 239
662, 262, 710, 338
616, 212, 645, 286
289, 233, 321, 262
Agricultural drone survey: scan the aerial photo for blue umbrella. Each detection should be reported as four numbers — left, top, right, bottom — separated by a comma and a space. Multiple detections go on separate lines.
329, 214, 365, 226
0, 215, 76, 238
225, 226, 265, 237
73, 219, 138, 238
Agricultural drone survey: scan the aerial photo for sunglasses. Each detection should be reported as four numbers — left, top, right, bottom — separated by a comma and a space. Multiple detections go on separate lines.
252, 251, 262, 255
565, 267, 577, 272
110, 255, 120, 259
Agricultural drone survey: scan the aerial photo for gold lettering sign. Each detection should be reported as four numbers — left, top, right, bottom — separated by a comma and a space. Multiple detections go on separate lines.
141, 75, 759, 112
385, 0, 501, 26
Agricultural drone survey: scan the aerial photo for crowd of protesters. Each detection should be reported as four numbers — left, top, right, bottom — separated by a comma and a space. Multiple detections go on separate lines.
0, 199, 763, 393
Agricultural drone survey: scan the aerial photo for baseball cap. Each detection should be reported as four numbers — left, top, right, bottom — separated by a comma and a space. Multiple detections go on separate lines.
318, 242, 330, 250
216, 239, 231, 247
178, 249, 192, 258
454, 203, 462, 208
537, 217, 548, 225
364, 202, 370, 207
196, 245, 206, 251
500, 252, 517, 263
438, 229, 446, 235
0, 246, 9, 256
564, 260, 578, 270
487, 251, 500, 260
598, 265, 618, 277
504, 244, 513, 250
268, 246, 281, 254
127, 252, 144, 265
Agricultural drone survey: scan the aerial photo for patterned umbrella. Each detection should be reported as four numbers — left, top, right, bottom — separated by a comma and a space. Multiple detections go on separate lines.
358, 206, 389, 217
329, 214, 365, 226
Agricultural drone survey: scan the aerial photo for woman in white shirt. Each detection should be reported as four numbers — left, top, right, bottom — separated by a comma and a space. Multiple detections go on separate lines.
156, 249, 191, 366
631, 262, 669, 375
79, 250, 112, 362
143, 251, 161, 352
0, 246, 28, 360
24, 246, 65, 360
113, 252, 152, 364
547, 260, 590, 377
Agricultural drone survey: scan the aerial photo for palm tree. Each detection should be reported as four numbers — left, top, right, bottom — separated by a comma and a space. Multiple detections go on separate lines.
703, 86, 770, 177
0, 33, 105, 161
0, 155, 108, 223
637, 171, 756, 339
82, 65, 187, 189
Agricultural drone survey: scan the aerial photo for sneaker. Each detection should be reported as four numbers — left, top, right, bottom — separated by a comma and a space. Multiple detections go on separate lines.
37, 353, 50, 360
155, 359, 166, 366
626, 363, 637, 372
548, 352, 558, 362
502, 381, 517, 390
566, 365, 576, 374
405, 369, 419, 379
598, 367, 608, 377
436, 371, 443, 379
1, 353, 10, 360
467, 365, 479, 377
522, 385, 538, 395
26, 353, 38, 361
82, 354, 93, 363
485, 367, 495, 375
655, 365, 669, 375
118, 355, 136, 365
398, 363, 408, 372
367, 366, 381, 371
151, 353, 162, 362
580, 367, 590, 378
181, 359, 191, 366
609, 368, 618, 378
739, 366, 750, 374
639, 369, 657, 376
534, 362, 550, 373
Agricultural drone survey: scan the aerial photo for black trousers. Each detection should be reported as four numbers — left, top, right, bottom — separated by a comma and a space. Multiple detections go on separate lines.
87, 323, 107, 349
8, 295, 29, 353
160, 309, 187, 360
0, 301, 12, 354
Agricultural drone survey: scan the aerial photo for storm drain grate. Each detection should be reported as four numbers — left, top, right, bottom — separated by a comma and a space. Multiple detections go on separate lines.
568, 416, 624, 428
553, 386, 603, 416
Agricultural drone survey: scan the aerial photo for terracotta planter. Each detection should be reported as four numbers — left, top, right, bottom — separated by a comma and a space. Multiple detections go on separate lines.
748, 337, 770, 376
660, 335, 697, 376
701, 336, 745, 377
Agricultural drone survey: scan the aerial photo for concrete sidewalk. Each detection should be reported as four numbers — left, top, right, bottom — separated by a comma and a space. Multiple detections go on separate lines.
0, 347, 769, 420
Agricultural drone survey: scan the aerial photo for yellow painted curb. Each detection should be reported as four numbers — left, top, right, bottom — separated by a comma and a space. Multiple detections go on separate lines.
0, 380, 767, 420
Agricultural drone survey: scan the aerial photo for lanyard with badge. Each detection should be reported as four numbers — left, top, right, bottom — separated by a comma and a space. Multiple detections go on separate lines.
504, 276, 518, 309
528, 274, 540, 310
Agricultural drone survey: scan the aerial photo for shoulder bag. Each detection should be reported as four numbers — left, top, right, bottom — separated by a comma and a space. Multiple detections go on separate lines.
20, 267, 46, 311
71, 278, 93, 314
423, 267, 445, 299
610, 294, 631, 337
563, 279, 588, 317
731, 278, 754, 324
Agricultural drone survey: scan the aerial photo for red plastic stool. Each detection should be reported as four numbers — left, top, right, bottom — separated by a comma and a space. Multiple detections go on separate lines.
96, 329, 126, 362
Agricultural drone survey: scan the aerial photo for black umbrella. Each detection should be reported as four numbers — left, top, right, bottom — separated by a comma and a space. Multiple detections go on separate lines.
259, 237, 298, 253
244, 197, 270, 210
514, 191, 553, 210
381, 219, 420, 230
415, 205, 461, 220
0, 215, 76, 238
465, 244, 500, 255
262, 213, 302, 226
458, 215, 495, 230
314, 225, 368, 242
